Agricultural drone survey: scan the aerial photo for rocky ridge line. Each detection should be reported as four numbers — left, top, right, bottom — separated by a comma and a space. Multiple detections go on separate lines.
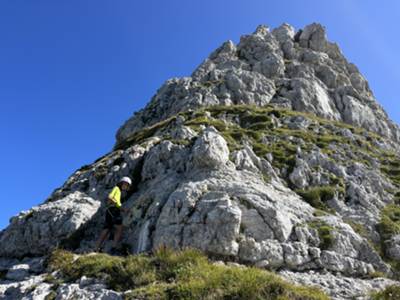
116, 23, 400, 150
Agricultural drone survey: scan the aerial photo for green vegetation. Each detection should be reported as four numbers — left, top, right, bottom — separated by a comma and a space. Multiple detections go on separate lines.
380, 154, 400, 188
296, 186, 339, 213
377, 204, 400, 278
345, 220, 369, 240
113, 104, 400, 202
308, 220, 335, 250
115, 116, 177, 150
365, 271, 386, 279
378, 204, 400, 241
394, 192, 400, 205
44, 291, 57, 300
48, 248, 329, 300
371, 285, 400, 300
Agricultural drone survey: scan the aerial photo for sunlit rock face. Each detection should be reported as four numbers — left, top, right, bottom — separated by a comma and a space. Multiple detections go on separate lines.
116, 22, 400, 148
1, 23, 400, 300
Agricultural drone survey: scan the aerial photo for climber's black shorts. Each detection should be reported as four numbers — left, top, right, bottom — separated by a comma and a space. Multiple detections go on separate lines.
104, 207, 122, 229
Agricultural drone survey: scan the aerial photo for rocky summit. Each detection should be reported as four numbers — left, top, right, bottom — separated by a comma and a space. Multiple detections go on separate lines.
1, 23, 400, 300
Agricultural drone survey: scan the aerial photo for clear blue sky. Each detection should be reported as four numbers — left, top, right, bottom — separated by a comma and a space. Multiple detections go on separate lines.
1, 0, 400, 229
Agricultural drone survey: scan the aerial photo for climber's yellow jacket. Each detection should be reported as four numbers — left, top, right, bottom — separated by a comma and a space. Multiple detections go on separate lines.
108, 186, 122, 208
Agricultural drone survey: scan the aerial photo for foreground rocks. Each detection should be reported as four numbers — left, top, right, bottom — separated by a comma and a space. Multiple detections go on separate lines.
280, 270, 398, 300
0, 192, 100, 258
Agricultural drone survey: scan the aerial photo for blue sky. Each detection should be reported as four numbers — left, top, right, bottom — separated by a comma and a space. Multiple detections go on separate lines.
1, 0, 400, 229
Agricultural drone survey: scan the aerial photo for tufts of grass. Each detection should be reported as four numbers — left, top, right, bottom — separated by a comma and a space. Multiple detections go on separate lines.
376, 204, 400, 278
380, 156, 400, 188
49, 247, 329, 299
308, 220, 335, 250
395, 192, 400, 205
365, 271, 387, 279
371, 285, 400, 300
296, 186, 338, 213
378, 204, 400, 241
44, 291, 57, 300
48, 250, 156, 291
345, 220, 369, 239
185, 116, 228, 132
125, 283, 173, 300
115, 116, 177, 150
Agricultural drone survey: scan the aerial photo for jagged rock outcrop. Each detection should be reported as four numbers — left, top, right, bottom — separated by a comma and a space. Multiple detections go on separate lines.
116, 23, 400, 149
0, 192, 100, 258
1, 23, 400, 299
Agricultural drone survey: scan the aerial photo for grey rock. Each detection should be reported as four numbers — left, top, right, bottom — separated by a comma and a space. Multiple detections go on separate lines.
21, 282, 53, 300
386, 234, 400, 260
6, 264, 30, 281
192, 128, 230, 169
299, 23, 329, 52
0, 258, 19, 272
280, 270, 398, 300
0, 192, 100, 258
0, 275, 45, 300
239, 238, 284, 268
115, 23, 400, 145
55, 283, 122, 300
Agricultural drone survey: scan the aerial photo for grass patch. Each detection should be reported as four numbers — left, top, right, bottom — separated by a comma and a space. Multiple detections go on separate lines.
296, 186, 338, 213
346, 220, 369, 239
115, 116, 177, 150
44, 291, 57, 300
308, 220, 335, 250
371, 285, 400, 300
376, 204, 400, 278
378, 204, 400, 241
49, 247, 329, 299
394, 192, 400, 205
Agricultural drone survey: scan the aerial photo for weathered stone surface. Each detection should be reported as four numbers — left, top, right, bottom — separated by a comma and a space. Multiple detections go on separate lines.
0, 275, 46, 300
0, 192, 100, 258
115, 23, 400, 145
386, 234, 400, 260
6, 264, 30, 281
192, 128, 230, 169
280, 270, 398, 300
55, 283, 122, 300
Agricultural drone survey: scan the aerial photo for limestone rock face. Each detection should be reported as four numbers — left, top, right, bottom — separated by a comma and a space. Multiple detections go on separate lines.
0, 192, 100, 258
116, 23, 400, 147
1, 23, 400, 299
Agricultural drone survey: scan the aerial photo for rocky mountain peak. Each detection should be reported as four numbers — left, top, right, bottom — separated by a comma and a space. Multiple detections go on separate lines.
1, 23, 400, 299
115, 23, 400, 150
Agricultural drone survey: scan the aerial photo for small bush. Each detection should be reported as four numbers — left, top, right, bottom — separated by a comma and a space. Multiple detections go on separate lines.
371, 284, 400, 300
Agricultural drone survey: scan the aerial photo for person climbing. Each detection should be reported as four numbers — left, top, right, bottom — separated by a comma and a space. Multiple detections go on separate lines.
95, 176, 132, 253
